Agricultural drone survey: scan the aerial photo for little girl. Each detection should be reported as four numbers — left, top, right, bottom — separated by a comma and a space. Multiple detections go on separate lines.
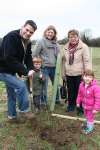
76, 69, 100, 134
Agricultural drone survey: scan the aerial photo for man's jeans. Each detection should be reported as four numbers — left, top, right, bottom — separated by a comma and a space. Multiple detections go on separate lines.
0, 73, 29, 117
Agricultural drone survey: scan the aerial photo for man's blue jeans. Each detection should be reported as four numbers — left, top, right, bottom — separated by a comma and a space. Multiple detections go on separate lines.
0, 73, 29, 117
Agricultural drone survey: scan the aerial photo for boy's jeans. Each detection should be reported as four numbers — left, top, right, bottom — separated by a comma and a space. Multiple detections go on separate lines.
0, 73, 29, 117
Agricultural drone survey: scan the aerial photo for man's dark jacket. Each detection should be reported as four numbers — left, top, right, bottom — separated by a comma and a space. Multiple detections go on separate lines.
0, 30, 33, 76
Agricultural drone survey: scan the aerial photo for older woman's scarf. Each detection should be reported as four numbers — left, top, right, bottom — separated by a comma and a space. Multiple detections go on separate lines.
68, 41, 79, 65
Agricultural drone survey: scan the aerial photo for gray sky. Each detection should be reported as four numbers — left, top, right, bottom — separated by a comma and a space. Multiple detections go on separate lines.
0, 0, 100, 40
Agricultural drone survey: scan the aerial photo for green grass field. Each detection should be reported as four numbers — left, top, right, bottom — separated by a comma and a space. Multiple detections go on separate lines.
92, 47, 100, 83
0, 47, 100, 150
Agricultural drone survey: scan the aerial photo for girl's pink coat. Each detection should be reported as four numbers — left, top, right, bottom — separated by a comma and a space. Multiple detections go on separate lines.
76, 80, 100, 111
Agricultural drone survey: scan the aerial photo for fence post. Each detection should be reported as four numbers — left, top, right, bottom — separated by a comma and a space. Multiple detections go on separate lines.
90, 47, 93, 69
50, 53, 61, 111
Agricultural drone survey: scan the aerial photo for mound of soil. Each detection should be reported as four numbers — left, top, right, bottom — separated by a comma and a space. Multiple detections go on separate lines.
30, 116, 100, 150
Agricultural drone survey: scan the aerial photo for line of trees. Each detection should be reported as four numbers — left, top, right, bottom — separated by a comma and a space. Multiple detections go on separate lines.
58, 29, 100, 47
81, 36, 100, 47
58, 36, 100, 47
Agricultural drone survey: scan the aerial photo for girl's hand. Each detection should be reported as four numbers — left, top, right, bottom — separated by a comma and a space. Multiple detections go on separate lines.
93, 110, 98, 114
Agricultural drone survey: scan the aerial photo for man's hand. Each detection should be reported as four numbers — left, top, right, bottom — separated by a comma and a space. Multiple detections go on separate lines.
17, 75, 27, 81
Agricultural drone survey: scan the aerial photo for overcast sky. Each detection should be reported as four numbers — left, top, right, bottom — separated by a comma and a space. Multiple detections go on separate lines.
0, 0, 100, 40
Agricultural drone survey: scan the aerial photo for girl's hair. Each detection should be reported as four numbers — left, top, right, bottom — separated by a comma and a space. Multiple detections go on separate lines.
68, 29, 79, 38
83, 69, 94, 77
43, 25, 57, 40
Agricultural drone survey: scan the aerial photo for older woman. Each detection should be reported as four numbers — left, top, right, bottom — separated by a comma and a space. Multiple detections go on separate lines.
33, 25, 60, 105
62, 29, 92, 114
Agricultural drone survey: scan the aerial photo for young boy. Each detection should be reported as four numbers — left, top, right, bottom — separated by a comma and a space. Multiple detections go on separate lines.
31, 57, 45, 112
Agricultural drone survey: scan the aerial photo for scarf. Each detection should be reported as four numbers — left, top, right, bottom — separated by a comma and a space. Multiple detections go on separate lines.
68, 41, 79, 65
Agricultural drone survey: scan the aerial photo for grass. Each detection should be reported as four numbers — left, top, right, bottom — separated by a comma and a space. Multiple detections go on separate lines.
0, 47, 100, 150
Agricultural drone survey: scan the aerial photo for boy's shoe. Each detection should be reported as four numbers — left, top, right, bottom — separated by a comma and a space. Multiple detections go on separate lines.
34, 107, 40, 114
82, 127, 93, 134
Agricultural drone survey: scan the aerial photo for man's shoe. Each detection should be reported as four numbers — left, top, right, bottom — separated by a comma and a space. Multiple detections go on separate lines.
7, 116, 18, 123
8, 115, 16, 120
7, 115, 27, 123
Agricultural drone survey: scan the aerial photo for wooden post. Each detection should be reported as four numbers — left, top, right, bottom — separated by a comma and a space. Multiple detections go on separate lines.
52, 113, 100, 124
50, 53, 61, 111
90, 47, 93, 69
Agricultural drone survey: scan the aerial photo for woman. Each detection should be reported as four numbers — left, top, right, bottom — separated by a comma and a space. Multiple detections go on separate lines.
33, 25, 60, 105
62, 29, 91, 114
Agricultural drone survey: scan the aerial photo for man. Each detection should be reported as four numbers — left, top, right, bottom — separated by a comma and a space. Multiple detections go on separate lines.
0, 20, 37, 120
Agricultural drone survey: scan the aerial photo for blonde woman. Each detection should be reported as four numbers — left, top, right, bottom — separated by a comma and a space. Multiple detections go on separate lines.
33, 25, 60, 105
